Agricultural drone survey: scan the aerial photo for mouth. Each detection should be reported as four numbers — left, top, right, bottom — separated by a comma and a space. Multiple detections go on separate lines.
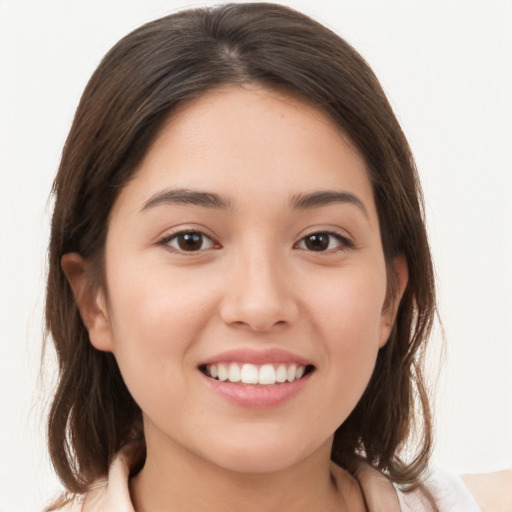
199, 362, 315, 386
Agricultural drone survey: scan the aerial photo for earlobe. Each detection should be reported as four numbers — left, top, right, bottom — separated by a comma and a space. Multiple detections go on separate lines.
379, 255, 409, 348
61, 253, 115, 352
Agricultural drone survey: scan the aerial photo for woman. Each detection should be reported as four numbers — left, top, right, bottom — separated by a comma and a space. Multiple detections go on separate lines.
45, 3, 511, 511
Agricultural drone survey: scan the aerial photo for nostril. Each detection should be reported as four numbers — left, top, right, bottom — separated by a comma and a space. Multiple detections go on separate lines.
218, 281, 299, 332
227, 318, 289, 333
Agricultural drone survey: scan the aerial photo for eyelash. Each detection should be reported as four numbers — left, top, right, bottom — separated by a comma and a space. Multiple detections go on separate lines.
158, 231, 217, 253
295, 231, 353, 252
158, 230, 353, 254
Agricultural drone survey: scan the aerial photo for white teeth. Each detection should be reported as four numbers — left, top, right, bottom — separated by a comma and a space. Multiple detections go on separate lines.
286, 364, 297, 382
228, 364, 241, 382
240, 363, 259, 384
275, 364, 287, 383
258, 364, 276, 385
218, 363, 228, 382
206, 362, 308, 385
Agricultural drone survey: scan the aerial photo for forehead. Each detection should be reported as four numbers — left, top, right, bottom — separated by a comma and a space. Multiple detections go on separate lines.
112, 85, 376, 222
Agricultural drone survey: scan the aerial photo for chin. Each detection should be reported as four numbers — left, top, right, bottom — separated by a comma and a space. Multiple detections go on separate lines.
199, 433, 329, 475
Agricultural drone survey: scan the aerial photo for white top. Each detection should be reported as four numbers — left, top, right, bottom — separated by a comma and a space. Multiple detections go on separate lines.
395, 467, 481, 511
63, 448, 482, 511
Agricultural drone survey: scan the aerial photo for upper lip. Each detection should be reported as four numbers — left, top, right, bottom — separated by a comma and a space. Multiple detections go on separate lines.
199, 348, 313, 367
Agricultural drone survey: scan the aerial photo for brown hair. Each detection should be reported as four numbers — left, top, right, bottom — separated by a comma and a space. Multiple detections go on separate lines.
46, 2, 436, 508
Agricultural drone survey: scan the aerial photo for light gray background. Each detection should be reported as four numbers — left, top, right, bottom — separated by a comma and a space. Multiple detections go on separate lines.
1, 1, 511, 510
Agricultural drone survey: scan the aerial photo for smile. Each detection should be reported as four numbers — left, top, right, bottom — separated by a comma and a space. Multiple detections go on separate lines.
198, 349, 315, 407
203, 363, 311, 385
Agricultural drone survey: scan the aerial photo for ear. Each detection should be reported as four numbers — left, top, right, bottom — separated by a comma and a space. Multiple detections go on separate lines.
61, 253, 115, 352
378, 254, 409, 348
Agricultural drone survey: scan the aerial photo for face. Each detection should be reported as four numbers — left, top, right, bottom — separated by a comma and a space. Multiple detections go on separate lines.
75, 85, 404, 474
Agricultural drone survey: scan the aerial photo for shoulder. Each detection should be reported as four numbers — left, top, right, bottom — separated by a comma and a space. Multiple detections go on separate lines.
51, 484, 109, 512
462, 470, 512, 512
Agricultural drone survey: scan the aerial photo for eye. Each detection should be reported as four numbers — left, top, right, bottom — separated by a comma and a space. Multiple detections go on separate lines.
296, 232, 350, 252
161, 231, 216, 252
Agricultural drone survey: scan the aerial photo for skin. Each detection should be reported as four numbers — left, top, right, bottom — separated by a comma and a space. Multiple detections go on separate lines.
462, 471, 512, 512
64, 85, 409, 511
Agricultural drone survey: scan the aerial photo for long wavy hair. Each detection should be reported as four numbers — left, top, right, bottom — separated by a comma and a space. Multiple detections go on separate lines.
45, 2, 436, 509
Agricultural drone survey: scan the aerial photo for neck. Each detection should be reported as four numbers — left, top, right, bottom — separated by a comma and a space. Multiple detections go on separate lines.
130, 432, 366, 512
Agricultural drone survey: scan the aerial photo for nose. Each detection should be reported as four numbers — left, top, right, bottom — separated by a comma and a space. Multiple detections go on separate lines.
219, 248, 299, 332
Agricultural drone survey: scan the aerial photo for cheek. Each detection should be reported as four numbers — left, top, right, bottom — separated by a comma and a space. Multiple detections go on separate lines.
311, 265, 388, 346
104, 262, 218, 405
307, 267, 387, 406
107, 259, 217, 350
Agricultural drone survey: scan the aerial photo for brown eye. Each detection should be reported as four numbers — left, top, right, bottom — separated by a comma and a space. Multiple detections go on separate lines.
165, 231, 215, 252
297, 232, 348, 252
304, 233, 329, 251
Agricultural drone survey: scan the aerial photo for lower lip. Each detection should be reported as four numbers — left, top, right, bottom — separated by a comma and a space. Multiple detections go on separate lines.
200, 371, 312, 408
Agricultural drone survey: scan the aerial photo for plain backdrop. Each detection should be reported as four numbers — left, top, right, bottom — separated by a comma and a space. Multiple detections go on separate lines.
1, 0, 511, 510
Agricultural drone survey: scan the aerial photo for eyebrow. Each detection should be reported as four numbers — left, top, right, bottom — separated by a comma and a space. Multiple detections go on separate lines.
290, 190, 368, 218
141, 187, 368, 218
141, 188, 233, 212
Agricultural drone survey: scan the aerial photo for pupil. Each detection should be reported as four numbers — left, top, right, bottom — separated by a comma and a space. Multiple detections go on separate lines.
179, 232, 202, 251
306, 233, 329, 251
